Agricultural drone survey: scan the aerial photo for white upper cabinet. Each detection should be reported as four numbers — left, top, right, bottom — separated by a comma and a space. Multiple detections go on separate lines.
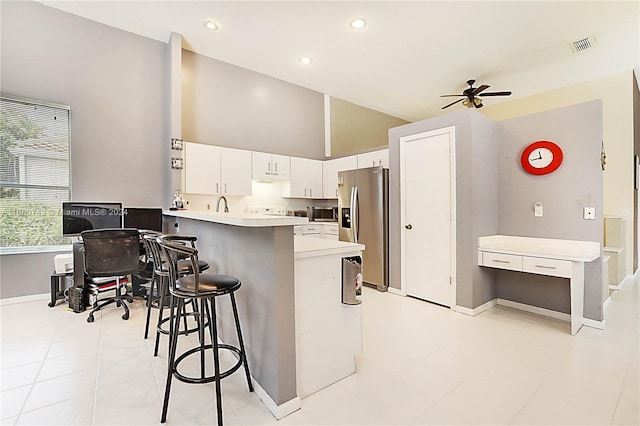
357, 149, 389, 169
252, 152, 290, 181
290, 157, 323, 198
184, 142, 251, 196
184, 142, 221, 195
322, 155, 358, 198
220, 147, 252, 196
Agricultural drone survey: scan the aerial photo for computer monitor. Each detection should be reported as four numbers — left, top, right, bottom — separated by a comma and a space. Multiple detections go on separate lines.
62, 202, 123, 237
123, 207, 163, 232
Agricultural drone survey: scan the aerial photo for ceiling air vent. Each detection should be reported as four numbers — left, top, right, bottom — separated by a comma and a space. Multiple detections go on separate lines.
570, 35, 598, 53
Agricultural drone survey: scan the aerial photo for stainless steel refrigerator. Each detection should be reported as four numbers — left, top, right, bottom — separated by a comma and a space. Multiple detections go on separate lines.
338, 166, 389, 291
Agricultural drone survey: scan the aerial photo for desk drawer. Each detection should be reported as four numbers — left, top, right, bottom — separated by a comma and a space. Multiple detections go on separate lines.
482, 252, 522, 271
522, 256, 572, 278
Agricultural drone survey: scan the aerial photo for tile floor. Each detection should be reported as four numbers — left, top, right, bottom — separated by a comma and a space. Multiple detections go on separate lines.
1, 277, 638, 425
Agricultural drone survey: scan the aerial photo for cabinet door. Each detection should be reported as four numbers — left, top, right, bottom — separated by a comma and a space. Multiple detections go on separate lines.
271, 154, 290, 179
322, 156, 357, 198
184, 142, 220, 194
290, 156, 308, 197
252, 151, 272, 180
220, 147, 252, 196
357, 149, 389, 169
307, 159, 323, 198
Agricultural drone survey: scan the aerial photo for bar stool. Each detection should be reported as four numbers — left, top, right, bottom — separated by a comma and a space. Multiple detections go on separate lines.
157, 236, 253, 425
141, 232, 209, 356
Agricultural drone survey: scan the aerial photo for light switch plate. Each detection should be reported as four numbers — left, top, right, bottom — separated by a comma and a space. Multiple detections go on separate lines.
584, 207, 596, 220
171, 157, 183, 169
534, 203, 543, 217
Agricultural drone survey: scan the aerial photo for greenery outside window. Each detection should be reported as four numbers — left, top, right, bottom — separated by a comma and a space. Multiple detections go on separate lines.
1, 95, 71, 252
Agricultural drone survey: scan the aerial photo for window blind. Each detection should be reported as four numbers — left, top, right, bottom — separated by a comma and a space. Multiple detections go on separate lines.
0, 96, 71, 248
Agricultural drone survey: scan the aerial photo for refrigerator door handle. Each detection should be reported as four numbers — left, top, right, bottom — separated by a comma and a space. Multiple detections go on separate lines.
352, 186, 359, 244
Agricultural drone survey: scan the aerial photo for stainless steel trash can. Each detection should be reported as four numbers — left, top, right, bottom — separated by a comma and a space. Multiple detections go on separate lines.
342, 256, 362, 305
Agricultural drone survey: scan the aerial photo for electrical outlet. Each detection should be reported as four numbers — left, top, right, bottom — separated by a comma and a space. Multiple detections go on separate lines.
171, 157, 183, 169
583, 207, 596, 220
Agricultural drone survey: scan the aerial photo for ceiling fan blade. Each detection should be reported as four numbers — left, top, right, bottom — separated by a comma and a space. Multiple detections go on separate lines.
440, 94, 465, 97
471, 84, 490, 95
442, 98, 465, 109
479, 91, 512, 97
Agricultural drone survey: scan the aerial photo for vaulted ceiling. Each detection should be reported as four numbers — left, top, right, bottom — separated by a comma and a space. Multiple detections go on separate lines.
38, 1, 639, 122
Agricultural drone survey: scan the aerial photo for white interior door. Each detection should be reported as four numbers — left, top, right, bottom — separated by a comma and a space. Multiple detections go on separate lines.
400, 127, 455, 307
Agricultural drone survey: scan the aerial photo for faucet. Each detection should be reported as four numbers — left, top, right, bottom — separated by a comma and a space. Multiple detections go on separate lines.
215, 195, 229, 213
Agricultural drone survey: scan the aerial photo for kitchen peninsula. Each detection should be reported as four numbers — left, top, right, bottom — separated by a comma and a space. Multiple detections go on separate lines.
163, 210, 364, 419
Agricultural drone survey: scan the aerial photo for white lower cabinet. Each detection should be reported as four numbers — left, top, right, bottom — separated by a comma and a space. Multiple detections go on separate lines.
294, 223, 339, 240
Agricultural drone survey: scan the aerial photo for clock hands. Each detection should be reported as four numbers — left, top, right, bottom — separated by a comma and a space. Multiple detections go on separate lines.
530, 149, 543, 161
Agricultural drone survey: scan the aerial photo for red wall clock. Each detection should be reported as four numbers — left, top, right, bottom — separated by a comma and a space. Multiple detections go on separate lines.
520, 140, 563, 175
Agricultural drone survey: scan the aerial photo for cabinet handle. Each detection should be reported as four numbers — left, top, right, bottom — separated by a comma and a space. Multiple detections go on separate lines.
310, 188, 312, 197
274, 162, 278, 173
372, 160, 375, 166
535, 264, 557, 269
268, 162, 271, 172
336, 189, 338, 197
305, 188, 307, 197
492, 259, 510, 264
224, 183, 227, 194
216, 182, 219, 193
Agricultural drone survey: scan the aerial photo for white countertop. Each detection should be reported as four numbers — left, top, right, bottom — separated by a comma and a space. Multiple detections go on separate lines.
294, 236, 365, 259
163, 209, 309, 227
478, 235, 600, 262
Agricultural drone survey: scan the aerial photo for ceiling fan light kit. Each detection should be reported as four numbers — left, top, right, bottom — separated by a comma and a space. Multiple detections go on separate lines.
441, 79, 511, 110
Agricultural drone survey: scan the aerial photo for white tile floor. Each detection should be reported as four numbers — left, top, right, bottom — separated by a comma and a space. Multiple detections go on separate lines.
1, 277, 638, 425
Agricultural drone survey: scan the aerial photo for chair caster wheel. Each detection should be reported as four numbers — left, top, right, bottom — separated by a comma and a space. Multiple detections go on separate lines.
87, 315, 94, 323
122, 312, 129, 320
48, 302, 55, 307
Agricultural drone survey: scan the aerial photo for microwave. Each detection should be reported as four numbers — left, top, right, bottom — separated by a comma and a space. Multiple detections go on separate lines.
310, 206, 338, 222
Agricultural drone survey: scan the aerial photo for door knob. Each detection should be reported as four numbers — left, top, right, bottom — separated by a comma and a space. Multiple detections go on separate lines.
405, 224, 412, 230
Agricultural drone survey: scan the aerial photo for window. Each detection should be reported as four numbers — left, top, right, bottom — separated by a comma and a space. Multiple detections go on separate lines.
0, 96, 71, 251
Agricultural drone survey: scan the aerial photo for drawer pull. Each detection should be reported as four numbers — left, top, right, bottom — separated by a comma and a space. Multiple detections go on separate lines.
492, 259, 510, 264
535, 264, 557, 269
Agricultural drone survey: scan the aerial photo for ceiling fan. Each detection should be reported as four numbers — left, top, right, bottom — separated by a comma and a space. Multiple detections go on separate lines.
441, 79, 512, 109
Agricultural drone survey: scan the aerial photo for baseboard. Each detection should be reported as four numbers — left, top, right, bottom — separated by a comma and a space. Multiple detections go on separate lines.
455, 298, 497, 316
496, 298, 571, 322
0, 292, 49, 306
583, 317, 606, 330
251, 380, 301, 420
387, 287, 405, 297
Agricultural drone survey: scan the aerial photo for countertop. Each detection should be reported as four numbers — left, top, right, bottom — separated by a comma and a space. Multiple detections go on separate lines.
163, 210, 309, 227
294, 236, 365, 259
478, 235, 600, 262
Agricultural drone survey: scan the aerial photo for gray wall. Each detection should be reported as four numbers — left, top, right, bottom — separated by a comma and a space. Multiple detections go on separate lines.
1, 1, 169, 298
388, 110, 498, 309
182, 50, 325, 159
496, 100, 604, 320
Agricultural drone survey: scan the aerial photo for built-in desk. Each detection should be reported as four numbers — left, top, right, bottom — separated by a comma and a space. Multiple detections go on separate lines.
478, 235, 600, 335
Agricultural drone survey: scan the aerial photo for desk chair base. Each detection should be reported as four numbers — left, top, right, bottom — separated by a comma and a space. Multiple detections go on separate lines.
87, 284, 133, 323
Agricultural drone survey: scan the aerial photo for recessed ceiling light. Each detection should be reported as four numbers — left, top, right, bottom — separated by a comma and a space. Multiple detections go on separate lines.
350, 18, 366, 30
299, 57, 312, 65
204, 19, 219, 30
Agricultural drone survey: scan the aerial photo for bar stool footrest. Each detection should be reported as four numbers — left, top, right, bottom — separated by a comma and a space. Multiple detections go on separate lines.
173, 344, 244, 384
157, 312, 207, 336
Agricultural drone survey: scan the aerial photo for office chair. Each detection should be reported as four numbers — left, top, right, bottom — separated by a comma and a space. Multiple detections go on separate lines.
81, 228, 143, 323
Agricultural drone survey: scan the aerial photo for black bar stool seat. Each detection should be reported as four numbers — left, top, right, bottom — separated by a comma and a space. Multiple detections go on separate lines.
174, 274, 241, 297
